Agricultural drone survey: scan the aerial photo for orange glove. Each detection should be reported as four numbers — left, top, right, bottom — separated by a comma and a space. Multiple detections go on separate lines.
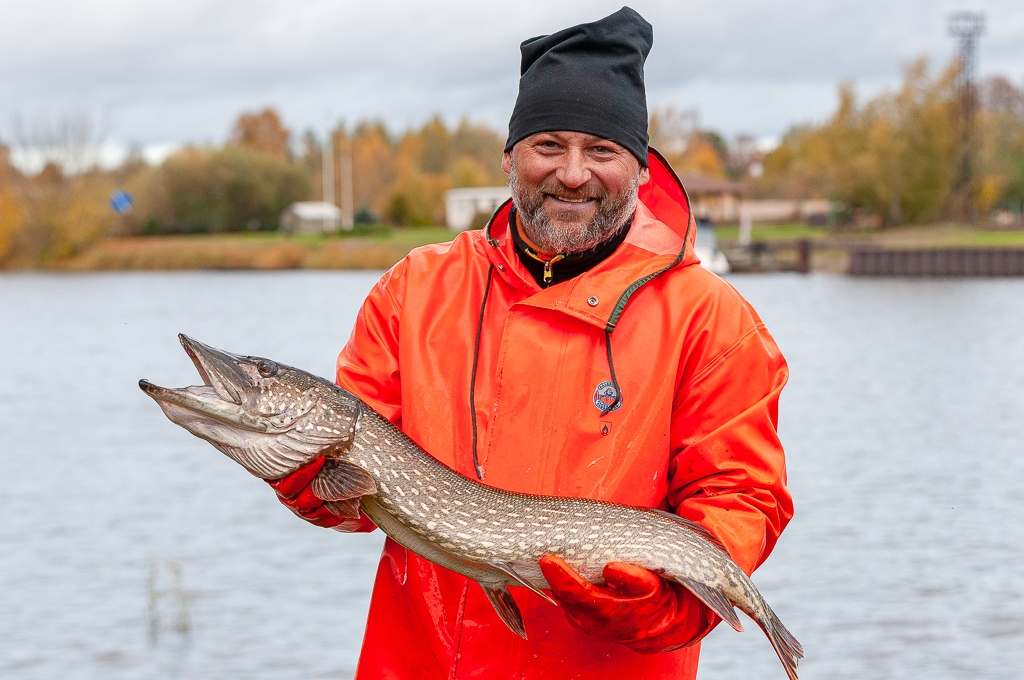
267, 457, 376, 532
539, 555, 711, 653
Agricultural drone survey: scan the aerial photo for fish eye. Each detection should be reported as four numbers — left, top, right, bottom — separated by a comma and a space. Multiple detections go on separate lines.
256, 360, 278, 377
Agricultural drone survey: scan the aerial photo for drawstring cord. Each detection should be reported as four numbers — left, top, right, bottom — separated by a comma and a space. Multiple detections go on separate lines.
469, 263, 495, 480
600, 215, 694, 417
599, 329, 622, 416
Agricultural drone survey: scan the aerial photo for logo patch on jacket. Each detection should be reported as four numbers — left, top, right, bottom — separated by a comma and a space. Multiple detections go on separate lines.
593, 381, 622, 412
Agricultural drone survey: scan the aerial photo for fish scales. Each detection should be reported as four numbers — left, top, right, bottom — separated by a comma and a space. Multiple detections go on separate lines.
357, 410, 725, 586
140, 335, 802, 679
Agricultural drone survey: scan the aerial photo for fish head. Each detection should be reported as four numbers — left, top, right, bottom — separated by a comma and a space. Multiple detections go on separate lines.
139, 334, 363, 479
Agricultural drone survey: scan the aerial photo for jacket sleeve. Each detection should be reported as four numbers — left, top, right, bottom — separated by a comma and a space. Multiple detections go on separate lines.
335, 260, 407, 427
666, 289, 793, 577
660, 283, 793, 645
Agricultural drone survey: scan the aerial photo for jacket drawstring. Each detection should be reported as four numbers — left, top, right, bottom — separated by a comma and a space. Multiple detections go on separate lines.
469, 263, 495, 480
599, 329, 622, 415
601, 215, 694, 416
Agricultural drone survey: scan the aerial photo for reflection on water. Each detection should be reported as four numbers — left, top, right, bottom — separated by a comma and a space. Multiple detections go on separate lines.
1, 272, 1022, 679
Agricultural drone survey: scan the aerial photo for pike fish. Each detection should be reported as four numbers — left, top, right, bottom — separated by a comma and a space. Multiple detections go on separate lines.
140, 335, 802, 679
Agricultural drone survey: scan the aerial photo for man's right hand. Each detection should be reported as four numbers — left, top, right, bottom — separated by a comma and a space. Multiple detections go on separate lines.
267, 457, 376, 532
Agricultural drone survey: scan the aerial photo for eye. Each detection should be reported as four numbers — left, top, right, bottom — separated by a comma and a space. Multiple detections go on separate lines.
257, 360, 278, 377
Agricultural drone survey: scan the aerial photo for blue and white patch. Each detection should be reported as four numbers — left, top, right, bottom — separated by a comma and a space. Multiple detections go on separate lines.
593, 381, 622, 412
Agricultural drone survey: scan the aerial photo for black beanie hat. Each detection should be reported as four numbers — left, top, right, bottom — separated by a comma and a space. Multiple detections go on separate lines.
504, 6, 653, 166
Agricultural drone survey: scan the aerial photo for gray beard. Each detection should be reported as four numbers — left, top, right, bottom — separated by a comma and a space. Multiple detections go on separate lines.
509, 164, 640, 254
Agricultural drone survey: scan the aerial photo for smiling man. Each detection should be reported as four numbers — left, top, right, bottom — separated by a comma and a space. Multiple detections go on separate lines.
269, 7, 793, 679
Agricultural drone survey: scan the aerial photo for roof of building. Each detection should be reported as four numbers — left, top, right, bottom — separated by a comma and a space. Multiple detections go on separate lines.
285, 201, 342, 219
678, 175, 745, 197
444, 186, 511, 200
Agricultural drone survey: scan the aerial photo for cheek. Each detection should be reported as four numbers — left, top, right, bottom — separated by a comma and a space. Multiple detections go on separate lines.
592, 167, 637, 197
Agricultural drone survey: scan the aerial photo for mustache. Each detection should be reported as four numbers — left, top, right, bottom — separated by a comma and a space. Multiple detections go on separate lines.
539, 179, 607, 202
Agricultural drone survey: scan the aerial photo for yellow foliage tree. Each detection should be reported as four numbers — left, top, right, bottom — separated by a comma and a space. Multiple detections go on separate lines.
649, 107, 728, 179
761, 58, 969, 225
230, 108, 291, 161
328, 116, 506, 225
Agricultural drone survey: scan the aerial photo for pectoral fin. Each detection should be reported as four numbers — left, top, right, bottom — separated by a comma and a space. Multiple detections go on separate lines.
311, 458, 377, 501
487, 561, 556, 606
481, 583, 527, 639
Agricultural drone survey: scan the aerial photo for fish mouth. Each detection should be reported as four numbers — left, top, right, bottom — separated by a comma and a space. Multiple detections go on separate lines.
138, 334, 267, 433
178, 334, 251, 406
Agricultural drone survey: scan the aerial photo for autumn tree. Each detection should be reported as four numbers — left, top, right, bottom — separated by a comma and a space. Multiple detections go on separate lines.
977, 76, 1024, 216
649, 107, 729, 179
761, 58, 961, 225
229, 108, 291, 160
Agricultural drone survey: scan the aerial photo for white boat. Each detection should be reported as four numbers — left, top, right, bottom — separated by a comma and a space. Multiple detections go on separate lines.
694, 218, 731, 275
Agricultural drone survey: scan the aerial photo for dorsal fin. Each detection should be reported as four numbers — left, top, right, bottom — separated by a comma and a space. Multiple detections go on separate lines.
671, 575, 744, 633
646, 508, 730, 556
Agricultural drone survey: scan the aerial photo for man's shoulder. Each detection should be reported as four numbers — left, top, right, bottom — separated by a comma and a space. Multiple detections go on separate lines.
399, 229, 491, 275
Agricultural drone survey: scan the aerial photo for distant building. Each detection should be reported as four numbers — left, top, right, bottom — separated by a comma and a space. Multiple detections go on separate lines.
679, 175, 744, 223
679, 175, 831, 224
279, 201, 342, 234
444, 187, 511, 231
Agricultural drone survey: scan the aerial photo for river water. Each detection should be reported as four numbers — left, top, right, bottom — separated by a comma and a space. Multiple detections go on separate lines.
1, 271, 1022, 679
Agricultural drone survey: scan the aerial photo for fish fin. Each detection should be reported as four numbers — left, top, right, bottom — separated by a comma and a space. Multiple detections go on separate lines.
480, 583, 528, 639
323, 498, 362, 520
755, 601, 803, 680
487, 562, 557, 606
672, 576, 745, 633
310, 458, 377, 501
647, 509, 730, 555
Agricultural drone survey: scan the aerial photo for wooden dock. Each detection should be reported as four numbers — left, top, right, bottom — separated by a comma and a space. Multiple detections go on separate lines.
849, 249, 1024, 276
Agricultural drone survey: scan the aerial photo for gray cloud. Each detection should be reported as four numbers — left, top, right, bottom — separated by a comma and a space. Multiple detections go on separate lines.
1, 0, 1022, 146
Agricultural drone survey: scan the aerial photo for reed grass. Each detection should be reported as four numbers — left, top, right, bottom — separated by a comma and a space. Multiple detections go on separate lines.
54, 229, 455, 271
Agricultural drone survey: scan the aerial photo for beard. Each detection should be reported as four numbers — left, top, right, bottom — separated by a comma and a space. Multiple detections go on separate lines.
509, 163, 640, 254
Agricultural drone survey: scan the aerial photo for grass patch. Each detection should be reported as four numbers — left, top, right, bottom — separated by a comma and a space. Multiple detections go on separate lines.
714, 224, 830, 241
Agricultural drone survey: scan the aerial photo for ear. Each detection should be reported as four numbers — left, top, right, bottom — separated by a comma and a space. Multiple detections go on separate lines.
501, 150, 512, 174
638, 166, 651, 186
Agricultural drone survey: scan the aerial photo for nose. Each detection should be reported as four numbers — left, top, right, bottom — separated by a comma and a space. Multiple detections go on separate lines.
554, 148, 592, 189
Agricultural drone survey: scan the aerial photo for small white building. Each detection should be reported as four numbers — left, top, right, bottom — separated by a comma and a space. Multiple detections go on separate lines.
444, 186, 511, 231
279, 201, 343, 234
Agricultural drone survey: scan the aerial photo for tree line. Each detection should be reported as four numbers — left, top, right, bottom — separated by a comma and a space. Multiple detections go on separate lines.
2, 55, 1023, 266
761, 59, 1024, 226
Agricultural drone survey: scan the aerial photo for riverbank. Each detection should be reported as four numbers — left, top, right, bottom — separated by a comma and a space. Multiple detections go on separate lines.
50, 226, 454, 272
14, 223, 1024, 273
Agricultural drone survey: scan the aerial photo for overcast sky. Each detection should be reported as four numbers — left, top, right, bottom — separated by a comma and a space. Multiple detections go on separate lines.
2, 0, 1023, 153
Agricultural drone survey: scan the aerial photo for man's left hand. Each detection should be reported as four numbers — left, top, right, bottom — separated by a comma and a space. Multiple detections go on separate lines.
539, 555, 710, 653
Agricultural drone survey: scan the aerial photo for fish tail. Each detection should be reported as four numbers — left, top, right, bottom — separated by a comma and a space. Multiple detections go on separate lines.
755, 599, 803, 680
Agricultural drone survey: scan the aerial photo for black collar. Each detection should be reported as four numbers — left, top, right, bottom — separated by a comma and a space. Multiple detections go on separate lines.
509, 206, 633, 288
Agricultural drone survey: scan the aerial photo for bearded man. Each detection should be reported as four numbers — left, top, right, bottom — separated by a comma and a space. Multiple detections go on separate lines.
270, 7, 793, 679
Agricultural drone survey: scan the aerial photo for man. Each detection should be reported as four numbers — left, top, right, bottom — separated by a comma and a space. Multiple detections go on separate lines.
270, 7, 792, 679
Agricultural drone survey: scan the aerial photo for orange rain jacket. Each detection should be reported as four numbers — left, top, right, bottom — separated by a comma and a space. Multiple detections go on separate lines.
335, 151, 793, 680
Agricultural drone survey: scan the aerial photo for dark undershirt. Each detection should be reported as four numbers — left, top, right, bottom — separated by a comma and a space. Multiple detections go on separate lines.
509, 205, 633, 288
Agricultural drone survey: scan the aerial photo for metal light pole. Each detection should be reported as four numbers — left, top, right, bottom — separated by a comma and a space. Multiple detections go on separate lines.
340, 133, 354, 230
949, 11, 984, 223
322, 125, 335, 207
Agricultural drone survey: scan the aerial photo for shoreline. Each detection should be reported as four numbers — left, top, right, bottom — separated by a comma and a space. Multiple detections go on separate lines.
5, 223, 1023, 273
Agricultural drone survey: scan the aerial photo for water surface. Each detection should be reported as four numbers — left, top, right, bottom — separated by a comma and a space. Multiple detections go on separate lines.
1, 272, 1022, 679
